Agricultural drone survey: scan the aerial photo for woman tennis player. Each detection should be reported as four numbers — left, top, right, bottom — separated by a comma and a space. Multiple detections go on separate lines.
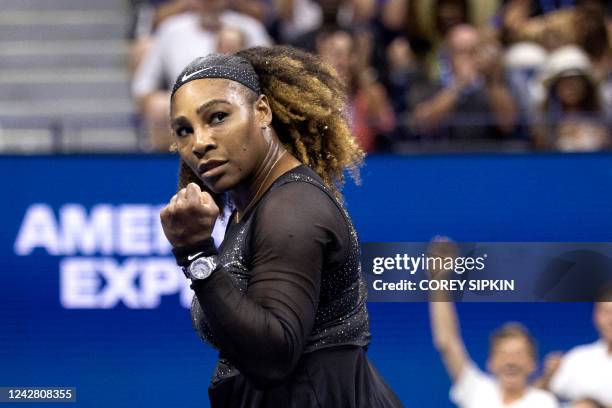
160, 45, 402, 407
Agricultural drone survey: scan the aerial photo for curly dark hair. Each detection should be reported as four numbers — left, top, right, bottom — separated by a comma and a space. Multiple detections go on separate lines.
176, 45, 364, 213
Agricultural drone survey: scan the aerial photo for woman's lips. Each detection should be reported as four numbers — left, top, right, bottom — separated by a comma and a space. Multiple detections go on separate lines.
198, 160, 228, 178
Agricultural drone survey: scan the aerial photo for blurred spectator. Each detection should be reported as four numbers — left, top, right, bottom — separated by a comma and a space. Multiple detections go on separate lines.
546, 292, 612, 406
131, 0, 272, 151
152, 0, 201, 30
272, 0, 322, 43
499, 0, 612, 62
571, 399, 608, 408
572, 3, 612, 86
122, 0, 610, 153
317, 29, 395, 152
284, 0, 342, 52
351, 69, 397, 152
380, 0, 409, 33
499, 0, 576, 46
534, 46, 610, 151
336, 0, 378, 29
287, 0, 381, 57
411, 25, 518, 141
504, 42, 548, 135
230, 0, 270, 24
384, 36, 427, 142
412, 0, 500, 42
403, 0, 500, 77
428, 240, 558, 408
317, 29, 353, 82
216, 26, 246, 54
129, 0, 201, 74
429, 0, 471, 38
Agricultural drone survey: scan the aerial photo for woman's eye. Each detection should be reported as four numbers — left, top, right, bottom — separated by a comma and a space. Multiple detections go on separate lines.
211, 112, 227, 124
175, 127, 192, 138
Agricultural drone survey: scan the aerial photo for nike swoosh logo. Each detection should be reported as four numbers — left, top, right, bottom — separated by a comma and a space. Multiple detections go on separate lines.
182, 67, 215, 82
187, 252, 204, 261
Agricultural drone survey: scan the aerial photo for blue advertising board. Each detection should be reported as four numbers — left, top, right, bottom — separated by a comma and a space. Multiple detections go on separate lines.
0, 153, 610, 407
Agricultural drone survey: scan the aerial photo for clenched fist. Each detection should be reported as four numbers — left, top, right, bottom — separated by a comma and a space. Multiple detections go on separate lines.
160, 182, 219, 247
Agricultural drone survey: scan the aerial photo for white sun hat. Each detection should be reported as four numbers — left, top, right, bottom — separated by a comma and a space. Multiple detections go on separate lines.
504, 42, 548, 69
541, 45, 594, 85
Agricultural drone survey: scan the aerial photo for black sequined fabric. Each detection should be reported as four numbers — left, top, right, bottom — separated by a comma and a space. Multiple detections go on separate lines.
191, 165, 370, 385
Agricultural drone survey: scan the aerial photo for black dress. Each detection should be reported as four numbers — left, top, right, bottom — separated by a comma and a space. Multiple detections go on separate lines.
189, 165, 403, 408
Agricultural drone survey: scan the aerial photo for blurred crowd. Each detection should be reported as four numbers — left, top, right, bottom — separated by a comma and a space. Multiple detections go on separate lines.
427, 239, 612, 408
128, 0, 612, 153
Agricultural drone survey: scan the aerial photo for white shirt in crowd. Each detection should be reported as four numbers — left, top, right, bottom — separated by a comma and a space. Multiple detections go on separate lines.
550, 340, 612, 406
277, 0, 321, 42
132, 11, 272, 98
451, 362, 559, 408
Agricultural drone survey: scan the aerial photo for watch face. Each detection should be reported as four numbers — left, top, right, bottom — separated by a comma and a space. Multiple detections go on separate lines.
189, 257, 217, 280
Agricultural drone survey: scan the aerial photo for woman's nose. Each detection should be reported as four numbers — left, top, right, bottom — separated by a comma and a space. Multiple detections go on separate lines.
192, 129, 216, 157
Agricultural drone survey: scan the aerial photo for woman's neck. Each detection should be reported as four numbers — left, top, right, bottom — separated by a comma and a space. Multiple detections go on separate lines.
230, 143, 299, 216
501, 387, 526, 405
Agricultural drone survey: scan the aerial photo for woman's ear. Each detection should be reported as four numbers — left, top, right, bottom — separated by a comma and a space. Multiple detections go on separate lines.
255, 94, 273, 127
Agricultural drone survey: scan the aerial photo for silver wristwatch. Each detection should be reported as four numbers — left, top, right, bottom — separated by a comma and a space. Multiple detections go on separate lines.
183, 256, 218, 280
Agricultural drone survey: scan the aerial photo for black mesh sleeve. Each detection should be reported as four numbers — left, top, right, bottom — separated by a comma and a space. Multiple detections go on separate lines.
190, 181, 347, 388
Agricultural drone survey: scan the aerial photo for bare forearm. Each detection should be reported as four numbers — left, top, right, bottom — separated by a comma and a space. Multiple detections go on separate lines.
429, 298, 461, 348
412, 87, 460, 132
429, 281, 468, 381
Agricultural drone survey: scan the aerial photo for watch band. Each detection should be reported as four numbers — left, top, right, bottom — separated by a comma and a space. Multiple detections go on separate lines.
172, 237, 218, 267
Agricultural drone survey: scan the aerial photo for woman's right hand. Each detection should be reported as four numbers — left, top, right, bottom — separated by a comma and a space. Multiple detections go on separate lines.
160, 183, 219, 248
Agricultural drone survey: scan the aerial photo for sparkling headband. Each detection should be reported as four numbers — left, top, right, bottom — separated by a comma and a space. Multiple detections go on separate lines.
171, 54, 261, 98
